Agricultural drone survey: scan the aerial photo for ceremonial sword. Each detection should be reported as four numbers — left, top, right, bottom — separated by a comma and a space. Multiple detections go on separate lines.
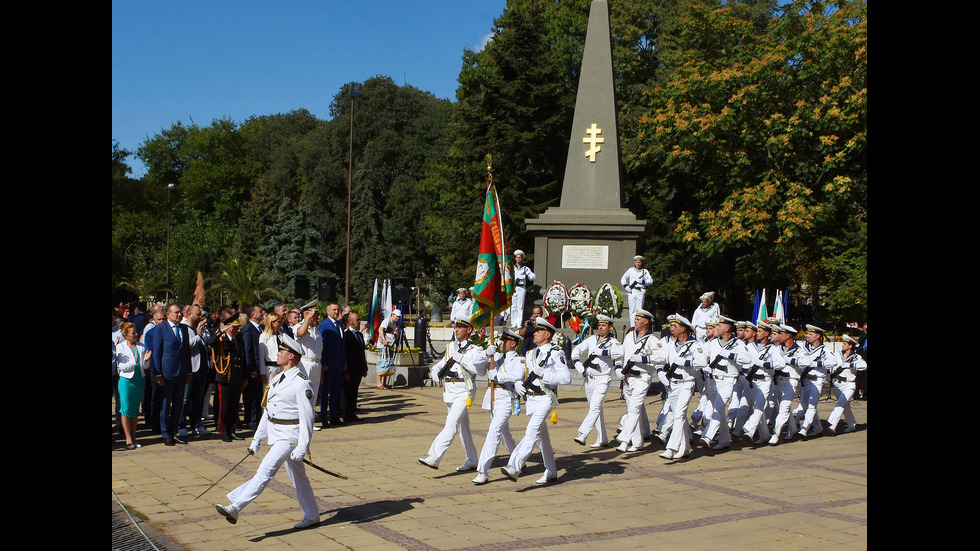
194, 450, 253, 500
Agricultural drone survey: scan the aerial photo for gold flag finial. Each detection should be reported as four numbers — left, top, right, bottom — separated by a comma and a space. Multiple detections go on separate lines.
485, 153, 493, 174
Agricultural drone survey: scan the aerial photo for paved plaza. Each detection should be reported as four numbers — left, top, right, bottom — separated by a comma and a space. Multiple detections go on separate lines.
111, 381, 867, 550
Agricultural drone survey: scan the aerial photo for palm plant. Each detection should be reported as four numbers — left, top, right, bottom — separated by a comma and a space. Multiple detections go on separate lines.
209, 257, 282, 308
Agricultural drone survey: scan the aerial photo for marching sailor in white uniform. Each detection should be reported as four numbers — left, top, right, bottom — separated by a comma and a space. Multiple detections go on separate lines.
419, 315, 489, 471
501, 317, 570, 485
472, 327, 525, 485
571, 315, 623, 449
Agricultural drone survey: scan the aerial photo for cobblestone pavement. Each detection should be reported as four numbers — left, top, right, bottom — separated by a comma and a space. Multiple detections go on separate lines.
111, 382, 867, 550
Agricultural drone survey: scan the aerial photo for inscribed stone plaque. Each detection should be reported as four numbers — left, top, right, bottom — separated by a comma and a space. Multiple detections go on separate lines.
561, 245, 608, 270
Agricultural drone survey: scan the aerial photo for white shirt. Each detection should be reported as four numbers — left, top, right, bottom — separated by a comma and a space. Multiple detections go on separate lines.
253, 366, 314, 457
621, 267, 653, 294
571, 334, 623, 377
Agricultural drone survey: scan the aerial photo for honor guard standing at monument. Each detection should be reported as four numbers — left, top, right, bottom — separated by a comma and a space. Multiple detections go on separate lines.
472, 327, 524, 485
450, 288, 474, 327
509, 250, 536, 329
614, 310, 663, 452
419, 315, 489, 471
792, 325, 838, 438
691, 292, 721, 341
502, 317, 570, 484
215, 334, 320, 530
659, 314, 706, 460
620, 256, 653, 328
571, 315, 623, 448
826, 335, 865, 435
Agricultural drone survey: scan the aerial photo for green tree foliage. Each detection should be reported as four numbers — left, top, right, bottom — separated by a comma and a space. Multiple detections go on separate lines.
628, 0, 866, 320
210, 257, 282, 309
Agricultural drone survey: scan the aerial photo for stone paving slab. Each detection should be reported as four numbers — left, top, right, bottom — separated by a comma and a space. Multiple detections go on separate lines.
112, 382, 867, 550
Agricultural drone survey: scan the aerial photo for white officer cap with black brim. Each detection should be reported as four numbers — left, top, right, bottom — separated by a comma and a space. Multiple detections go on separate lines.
533, 317, 557, 334
278, 334, 304, 357
635, 308, 654, 321
805, 324, 826, 334
513, 249, 525, 257
500, 326, 522, 342
455, 315, 474, 329
718, 315, 736, 327
668, 313, 694, 331
841, 334, 859, 346
595, 314, 614, 325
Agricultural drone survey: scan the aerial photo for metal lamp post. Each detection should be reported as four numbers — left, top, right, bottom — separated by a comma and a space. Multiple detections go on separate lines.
345, 83, 361, 305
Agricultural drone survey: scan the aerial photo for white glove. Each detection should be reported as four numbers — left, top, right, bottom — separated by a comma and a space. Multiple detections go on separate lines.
797, 355, 813, 368
485, 345, 497, 357
248, 439, 261, 455
615, 368, 625, 381
514, 380, 527, 397
290, 449, 305, 462
630, 354, 644, 364
574, 361, 585, 375
531, 364, 544, 377
451, 351, 464, 364
431, 373, 442, 385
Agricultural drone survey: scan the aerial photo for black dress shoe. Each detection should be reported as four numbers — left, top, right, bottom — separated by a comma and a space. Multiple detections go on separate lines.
165, 436, 176, 446
330, 418, 344, 426
173, 435, 188, 445
221, 433, 233, 442
230, 432, 244, 440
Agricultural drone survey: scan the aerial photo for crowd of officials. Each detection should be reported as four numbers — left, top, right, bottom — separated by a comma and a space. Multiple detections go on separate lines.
112, 300, 370, 450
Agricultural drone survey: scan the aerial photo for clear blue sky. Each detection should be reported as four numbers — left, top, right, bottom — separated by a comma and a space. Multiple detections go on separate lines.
112, 0, 507, 177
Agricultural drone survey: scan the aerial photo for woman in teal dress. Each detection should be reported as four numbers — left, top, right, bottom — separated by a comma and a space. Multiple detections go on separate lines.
115, 322, 151, 450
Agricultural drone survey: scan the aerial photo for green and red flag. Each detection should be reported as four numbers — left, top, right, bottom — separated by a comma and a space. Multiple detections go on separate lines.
471, 178, 514, 329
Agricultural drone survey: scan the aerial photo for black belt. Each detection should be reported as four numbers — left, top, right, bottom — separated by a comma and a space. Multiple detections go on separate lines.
752, 374, 768, 381
668, 372, 684, 380
805, 374, 819, 381
267, 415, 299, 425
834, 376, 849, 383
444, 377, 465, 383
775, 370, 789, 378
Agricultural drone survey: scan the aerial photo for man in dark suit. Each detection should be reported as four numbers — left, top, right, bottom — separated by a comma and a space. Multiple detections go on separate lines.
341, 311, 368, 423
150, 303, 193, 446
318, 301, 347, 428
241, 304, 267, 430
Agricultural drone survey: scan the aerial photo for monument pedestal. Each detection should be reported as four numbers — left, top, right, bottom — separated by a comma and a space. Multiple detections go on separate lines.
527, 206, 645, 297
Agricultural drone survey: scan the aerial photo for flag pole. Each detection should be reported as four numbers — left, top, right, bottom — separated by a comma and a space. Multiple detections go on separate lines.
486, 153, 495, 347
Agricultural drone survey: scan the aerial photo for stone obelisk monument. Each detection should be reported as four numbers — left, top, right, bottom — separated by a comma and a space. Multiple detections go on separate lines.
525, 0, 645, 305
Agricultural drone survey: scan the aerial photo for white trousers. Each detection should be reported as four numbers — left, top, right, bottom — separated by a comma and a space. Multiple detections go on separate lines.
509, 287, 527, 329
620, 375, 651, 447
665, 381, 695, 455
771, 377, 800, 438
227, 440, 318, 521
425, 398, 478, 467
507, 395, 556, 477
301, 358, 322, 408
702, 377, 735, 446
796, 377, 825, 434
477, 397, 517, 474
740, 379, 772, 441
578, 376, 610, 444
626, 291, 645, 327
827, 382, 856, 431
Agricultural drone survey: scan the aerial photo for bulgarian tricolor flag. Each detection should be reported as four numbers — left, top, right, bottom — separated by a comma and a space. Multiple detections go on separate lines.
368, 278, 382, 343
471, 179, 514, 329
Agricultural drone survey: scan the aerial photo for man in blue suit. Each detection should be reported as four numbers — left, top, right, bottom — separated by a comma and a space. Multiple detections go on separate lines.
318, 301, 347, 428
241, 304, 267, 430
150, 303, 193, 446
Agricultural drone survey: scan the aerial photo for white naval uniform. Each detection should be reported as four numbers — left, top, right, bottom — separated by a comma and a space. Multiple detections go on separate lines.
615, 330, 664, 449
450, 298, 474, 325
792, 342, 839, 436
226, 367, 317, 522
293, 323, 323, 407
423, 338, 489, 467
509, 264, 536, 328
571, 334, 624, 446
771, 342, 803, 441
690, 303, 721, 341
701, 336, 750, 448
827, 351, 865, 432
476, 349, 524, 475
740, 341, 784, 442
661, 338, 707, 457
506, 343, 571, 479
620, 267, 653, 328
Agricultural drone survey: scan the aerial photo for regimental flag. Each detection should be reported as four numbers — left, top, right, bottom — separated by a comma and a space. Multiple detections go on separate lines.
471, 182, 514, 329
369, 279, 381, 343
